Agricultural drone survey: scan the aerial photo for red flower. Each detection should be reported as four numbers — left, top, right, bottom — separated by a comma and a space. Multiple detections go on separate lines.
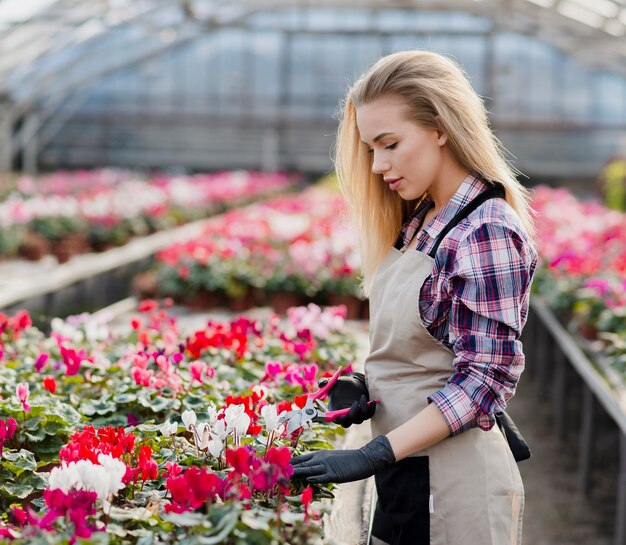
226, 446, 253, 476
165, 467, 226, 512
138, 299, 159, 313
301, 486, 313, 507
130, 317, 142, 330
138, 445, 158, 481
43, 376, 57, 394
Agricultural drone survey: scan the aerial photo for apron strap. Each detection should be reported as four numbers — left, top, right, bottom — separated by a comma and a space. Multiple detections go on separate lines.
427, 182, 506, 259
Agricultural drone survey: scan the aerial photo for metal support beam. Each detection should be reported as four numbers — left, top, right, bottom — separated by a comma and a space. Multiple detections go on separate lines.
617, 432, 626, 545
21, 112, 40, 175
0, 104, 14, 173
553, 348, 569, 441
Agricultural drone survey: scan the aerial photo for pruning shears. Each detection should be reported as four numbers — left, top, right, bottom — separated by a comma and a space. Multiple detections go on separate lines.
278, 367, 377, 434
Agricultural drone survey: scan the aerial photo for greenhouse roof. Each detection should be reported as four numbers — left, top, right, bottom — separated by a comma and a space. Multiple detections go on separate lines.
0, 0, 625, 107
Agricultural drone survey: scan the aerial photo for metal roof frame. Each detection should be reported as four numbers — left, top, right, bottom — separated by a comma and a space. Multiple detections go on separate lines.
2, 0, 626, 170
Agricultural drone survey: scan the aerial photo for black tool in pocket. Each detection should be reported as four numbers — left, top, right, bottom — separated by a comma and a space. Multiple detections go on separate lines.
495, 410, 531, 462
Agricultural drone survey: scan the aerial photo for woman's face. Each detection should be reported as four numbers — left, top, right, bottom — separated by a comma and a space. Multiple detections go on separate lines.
356, 96, 447, 201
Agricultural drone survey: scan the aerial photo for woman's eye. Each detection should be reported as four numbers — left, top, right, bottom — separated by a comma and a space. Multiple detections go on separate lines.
385, 143, 398, 150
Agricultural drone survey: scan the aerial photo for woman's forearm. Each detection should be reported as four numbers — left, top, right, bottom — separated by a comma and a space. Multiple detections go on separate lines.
385, 403, 451, 461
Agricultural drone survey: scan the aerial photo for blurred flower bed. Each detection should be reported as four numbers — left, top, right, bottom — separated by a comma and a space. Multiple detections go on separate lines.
0, 300, 356, 544
148, 185, 365, 317
532, 185, 626, 375
0, 169, 297, 263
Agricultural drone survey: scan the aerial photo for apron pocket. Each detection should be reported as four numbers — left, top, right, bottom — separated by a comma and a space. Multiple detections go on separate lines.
371, 456, 430, 545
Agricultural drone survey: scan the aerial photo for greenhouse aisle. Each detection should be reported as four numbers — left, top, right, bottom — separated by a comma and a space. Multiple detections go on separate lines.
504, 379, 614, 545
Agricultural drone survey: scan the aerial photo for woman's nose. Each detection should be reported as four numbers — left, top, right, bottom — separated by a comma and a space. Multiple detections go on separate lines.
371, 153, 390, 175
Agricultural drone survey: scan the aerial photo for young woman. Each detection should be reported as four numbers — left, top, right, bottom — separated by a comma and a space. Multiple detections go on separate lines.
291, 50, 538, 545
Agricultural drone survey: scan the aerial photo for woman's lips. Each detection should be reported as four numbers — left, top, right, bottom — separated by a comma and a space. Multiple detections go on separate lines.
385, 177, 403, 191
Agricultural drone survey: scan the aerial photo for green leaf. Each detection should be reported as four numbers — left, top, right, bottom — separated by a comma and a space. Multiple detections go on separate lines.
113, 393, 137, 404
108, 506, 155, 522
30, 434, 65, 456
2, 470, 44, 499
241, 510, 271, 531
162, 511, 211, 528
24, 429, 47, 442
1, 449, 37, 475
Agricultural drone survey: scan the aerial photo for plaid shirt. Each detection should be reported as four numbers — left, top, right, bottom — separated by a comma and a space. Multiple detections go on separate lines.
396, 173, 538, 436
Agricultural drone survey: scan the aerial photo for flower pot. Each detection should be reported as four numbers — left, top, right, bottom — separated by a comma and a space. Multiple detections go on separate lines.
577, 322, 598, 340
185, 289, 225, 311
132, 271, 159, 298
52, 234, 89, 263
361, 298, 370, 320
327, 294, 363, 320
228, 289, 256, 312
268, 291, 303, 315
19, 232, 50, 261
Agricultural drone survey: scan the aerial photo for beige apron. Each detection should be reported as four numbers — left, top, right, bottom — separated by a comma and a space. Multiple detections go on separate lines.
364, 244, 524, 545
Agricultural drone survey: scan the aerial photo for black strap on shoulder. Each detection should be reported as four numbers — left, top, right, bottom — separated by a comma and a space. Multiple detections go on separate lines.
427, 183, 506, 259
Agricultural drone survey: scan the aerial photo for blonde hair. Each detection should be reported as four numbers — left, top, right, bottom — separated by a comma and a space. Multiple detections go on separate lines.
334, 50, 535, 296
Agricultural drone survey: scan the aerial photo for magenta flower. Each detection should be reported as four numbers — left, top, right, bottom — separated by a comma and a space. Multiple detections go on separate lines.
0, 418, 17, 456
34, 353, 49, 372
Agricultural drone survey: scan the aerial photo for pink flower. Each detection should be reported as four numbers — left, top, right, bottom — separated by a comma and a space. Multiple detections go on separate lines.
189, 361, 207, 382
164, 461, 182, 478
16, 383, 30, 412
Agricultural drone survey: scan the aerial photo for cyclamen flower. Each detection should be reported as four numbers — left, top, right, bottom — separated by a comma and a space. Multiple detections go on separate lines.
138, 446, 158, 481
224, 404, 251, 436
0, 418, 17, 456
48, 454, 126, 510
42, 376, 57, 394
40, 488, 99, 539
160, 419, 178, 437
34, 353, 49, 372
189, 361, 207, 382
181, 409, 197, 430
165, 467, 226, 513
260, 404, 286, 434
16, 383, 30, 412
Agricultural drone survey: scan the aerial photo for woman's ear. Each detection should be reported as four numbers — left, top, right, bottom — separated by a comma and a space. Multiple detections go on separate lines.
435, 116, 448, 146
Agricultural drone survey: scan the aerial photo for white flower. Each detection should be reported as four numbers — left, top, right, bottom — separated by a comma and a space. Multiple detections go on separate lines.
48, 462, 81, 492
213, 418, 228, 440
261, 404, 282, 433
181, 409, 197, 431
194, 422, 211, 450
224, 404, 250, 435
207, 437, 223, 458
48, 455, 126, 508
233, 412, 251, 436
207, 404, 218, 426
93, 454, 126, 498
160, 419, 178, 437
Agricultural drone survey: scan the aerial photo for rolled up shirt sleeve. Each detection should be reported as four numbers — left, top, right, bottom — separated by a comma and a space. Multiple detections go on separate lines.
427, 222, 537, 436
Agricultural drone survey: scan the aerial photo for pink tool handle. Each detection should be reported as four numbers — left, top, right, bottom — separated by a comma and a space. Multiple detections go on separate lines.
311, 366, 344, 401
324, 400, 379, 422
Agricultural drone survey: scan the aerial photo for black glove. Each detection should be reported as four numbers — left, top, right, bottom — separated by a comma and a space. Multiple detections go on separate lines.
290, 435, 396, 484
319, 372, 377, 428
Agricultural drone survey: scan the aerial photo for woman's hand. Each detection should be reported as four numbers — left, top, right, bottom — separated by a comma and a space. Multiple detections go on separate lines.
290, 435, 395, 484
319, 372, 377, 428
